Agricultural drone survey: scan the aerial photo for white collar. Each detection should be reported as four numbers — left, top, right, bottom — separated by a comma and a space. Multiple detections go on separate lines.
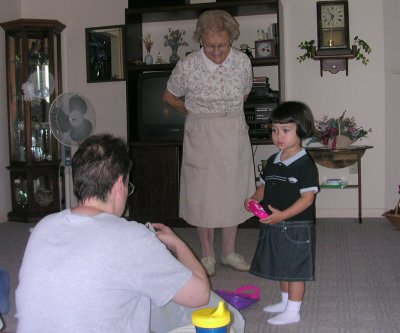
201, 47, 233, 71
274, 148, 307, 166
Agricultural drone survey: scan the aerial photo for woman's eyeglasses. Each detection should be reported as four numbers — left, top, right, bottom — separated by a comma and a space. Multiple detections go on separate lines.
127, 182, 135, 196
201, 41, 231, 52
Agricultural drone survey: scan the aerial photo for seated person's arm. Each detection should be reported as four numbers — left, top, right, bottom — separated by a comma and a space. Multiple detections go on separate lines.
152, 223, 210, 308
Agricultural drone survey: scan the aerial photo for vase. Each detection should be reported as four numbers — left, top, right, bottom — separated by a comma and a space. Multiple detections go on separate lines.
169, 44, 180, 64
144, 52, 153, 65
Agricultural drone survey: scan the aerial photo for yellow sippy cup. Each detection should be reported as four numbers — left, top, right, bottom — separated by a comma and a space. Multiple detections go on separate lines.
192, 300, 231, 333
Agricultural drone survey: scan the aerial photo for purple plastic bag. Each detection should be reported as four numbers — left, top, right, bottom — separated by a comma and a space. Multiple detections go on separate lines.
214, 285, 260, 310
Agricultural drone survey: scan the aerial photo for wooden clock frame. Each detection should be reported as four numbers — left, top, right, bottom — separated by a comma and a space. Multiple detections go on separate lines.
316, 1, 351, 56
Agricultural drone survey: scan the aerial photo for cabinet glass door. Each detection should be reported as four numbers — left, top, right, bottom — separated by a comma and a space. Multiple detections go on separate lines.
2, 19, 65, 222
7, 32, 25, 161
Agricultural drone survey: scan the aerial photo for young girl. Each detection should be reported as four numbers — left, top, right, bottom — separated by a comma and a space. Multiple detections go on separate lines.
245, 101, 319, 326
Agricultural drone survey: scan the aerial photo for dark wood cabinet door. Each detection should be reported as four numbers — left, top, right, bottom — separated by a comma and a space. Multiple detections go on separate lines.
128, 145, 184, 225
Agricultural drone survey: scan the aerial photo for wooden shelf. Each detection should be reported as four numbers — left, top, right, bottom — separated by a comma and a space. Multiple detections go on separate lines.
127, 57, 279, 71
312, 48, 356, 76
306, 145, 373, 223
306, 145, 372, 169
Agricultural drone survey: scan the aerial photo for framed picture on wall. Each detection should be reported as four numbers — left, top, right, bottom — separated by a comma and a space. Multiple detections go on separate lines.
255, 39, 275, 59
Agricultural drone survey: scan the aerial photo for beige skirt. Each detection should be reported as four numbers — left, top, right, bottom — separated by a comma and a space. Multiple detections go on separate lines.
179, 111, 255, 228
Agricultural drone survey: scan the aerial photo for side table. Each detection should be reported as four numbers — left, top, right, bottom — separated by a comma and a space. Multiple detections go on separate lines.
306, 145, 373, 223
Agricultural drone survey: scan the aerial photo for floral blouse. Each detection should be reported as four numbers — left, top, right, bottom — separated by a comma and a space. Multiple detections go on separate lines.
167, 47, 253, 114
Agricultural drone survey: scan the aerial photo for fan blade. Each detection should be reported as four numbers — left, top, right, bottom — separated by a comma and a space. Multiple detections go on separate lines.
69, 95, 87, 115
56, 107, 71, 133
69, 119, 93, 142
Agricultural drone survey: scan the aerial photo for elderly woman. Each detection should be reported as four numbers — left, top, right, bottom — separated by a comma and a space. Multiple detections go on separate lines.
164, 10, 255, 276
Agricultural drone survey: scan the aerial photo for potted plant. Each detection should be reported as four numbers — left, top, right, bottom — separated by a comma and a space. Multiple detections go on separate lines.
296, 39, 316, 63
352, 36, 372, 65
307, 110, 372, 149
142, 33, 154, 64
163, 28, 188, 64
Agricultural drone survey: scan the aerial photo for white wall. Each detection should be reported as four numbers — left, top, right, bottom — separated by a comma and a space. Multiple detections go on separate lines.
277, 0, 386, 218
383, 0, 400, 213
0, 0, 398, 220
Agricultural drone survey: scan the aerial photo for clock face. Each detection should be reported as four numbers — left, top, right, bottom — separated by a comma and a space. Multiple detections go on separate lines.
255, 40, 273, 58
321, 4, 345, 28
258, 43, 271, 57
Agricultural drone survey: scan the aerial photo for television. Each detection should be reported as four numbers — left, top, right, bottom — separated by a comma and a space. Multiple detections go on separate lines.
136, 71, 185, 142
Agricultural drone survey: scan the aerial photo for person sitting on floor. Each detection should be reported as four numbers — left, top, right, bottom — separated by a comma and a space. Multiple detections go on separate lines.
15, 134, 210, 333
0, 265, 10, 330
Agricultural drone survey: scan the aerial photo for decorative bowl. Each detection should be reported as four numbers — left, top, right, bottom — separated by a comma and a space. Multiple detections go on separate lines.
383, 209, 400, 228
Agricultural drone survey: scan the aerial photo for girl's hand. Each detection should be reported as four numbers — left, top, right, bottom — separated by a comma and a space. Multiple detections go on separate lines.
259, 205, 284, 225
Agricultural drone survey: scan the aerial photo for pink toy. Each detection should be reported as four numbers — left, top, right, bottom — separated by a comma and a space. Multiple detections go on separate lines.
248, 200, 269, 219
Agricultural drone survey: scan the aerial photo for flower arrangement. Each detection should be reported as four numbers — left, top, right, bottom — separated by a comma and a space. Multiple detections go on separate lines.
163, 28, 188, 47
142, 33, 153, 53
307, 111, 372, 148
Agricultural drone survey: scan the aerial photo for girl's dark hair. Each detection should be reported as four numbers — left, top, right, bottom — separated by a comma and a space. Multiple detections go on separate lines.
72, 134, 132, 203
269, 101, 315, 139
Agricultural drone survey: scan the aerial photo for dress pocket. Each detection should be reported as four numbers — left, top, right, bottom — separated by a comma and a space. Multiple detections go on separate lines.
282, 225, 311, 245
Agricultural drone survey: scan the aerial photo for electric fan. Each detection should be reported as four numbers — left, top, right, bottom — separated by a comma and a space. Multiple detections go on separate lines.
49, 93, 96, 209
49, 93, 96, 147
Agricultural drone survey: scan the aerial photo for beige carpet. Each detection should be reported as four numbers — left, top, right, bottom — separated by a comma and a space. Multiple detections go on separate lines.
1, 218, 400, 332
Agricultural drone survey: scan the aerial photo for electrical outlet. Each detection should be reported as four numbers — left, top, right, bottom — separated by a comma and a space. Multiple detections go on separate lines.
349, 162, 358, 174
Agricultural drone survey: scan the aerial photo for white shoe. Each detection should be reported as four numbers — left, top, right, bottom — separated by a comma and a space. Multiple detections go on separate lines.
221, 253, 250, 271
201, 256, 216, 276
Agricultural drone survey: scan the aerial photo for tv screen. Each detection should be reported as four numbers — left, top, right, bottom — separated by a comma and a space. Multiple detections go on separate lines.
137, 71, 185, 141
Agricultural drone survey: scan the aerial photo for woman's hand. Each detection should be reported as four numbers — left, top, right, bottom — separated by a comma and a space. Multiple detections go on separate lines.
163, 90, 188, 114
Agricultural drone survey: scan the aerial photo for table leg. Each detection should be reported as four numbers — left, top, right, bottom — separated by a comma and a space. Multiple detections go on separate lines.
357, 155, 362, 224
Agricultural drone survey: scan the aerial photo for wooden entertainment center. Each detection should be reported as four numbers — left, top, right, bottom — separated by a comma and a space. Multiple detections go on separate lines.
125, 1, 282, 226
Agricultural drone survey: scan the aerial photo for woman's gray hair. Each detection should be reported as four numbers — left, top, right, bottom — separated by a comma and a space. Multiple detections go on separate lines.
193, 10, 240, 42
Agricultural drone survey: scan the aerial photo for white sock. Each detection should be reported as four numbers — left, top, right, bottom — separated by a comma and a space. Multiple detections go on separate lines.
263, 292, 288, 313
267, 300, 302, 325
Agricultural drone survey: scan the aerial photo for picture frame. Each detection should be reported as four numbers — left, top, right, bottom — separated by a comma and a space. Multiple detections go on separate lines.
85, 25, 125, 83
254, 39, 275, 59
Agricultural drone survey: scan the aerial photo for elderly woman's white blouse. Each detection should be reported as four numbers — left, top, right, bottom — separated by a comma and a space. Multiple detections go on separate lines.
167, 47, 253, 114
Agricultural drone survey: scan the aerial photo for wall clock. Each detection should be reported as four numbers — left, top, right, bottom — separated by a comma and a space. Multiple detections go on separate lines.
316, 1, 351, 55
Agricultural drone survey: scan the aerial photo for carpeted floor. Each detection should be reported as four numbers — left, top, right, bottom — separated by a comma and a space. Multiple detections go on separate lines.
1, 218, 400, 332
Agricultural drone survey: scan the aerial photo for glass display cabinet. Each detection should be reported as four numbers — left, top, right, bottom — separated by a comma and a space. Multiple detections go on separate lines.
1, 19, 65, 222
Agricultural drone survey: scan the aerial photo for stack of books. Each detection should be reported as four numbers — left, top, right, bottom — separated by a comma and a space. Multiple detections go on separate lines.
251, 77, 269, 97
321, 178, 348, 188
